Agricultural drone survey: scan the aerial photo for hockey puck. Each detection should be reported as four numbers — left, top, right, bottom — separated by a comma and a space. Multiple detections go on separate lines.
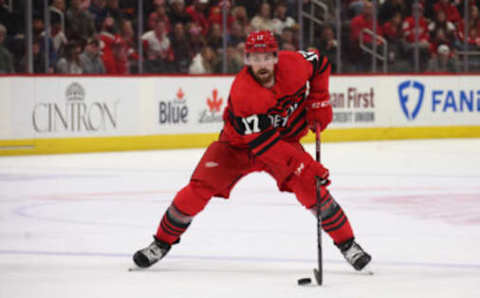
297, 277, 312, 286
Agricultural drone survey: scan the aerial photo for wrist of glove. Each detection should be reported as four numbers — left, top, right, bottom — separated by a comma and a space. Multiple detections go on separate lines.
306, 99, 333, 132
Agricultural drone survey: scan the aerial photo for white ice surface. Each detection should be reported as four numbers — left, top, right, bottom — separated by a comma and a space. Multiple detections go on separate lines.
0, 139, 479, 298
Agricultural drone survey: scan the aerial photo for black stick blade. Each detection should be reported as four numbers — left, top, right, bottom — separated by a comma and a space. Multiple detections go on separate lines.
313, 268, 322, 286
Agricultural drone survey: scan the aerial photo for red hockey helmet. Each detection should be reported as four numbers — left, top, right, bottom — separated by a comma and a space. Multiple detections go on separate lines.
245, 30, 278, 54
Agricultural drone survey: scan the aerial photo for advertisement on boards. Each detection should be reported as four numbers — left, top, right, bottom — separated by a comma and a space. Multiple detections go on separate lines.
152, 77, 231, 134
29, 78, 138, 138
395, 77, 480, 126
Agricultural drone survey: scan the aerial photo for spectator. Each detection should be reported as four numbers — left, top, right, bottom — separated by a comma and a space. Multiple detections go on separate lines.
49, 0, 66, 33
401, 2, 431, 71
19, 38, 46, 73
0, 24, 14, 73
33, 15, 57, 72
56, 41, 83, 74
89, 0, 108, 30
142, 20, 174, 73
79, 37, 105, 74
271, 1, 296, 35
169, 0, 193, 26
456, 5, 480, 45
428, 9, 456, 46
433, 0, 461, 24
105, 0, 124, 31
186, 0, 210, 36
99, 16, 117, 60
279, 27, 296, 50
463, 26, 480, 50
350, 1, 384, 47
402, 3, 430, 45
170, 22, 193, 73
378, 0, 408, 25
231, 6, 249, 28
148, 4, 171, 33
383, 11, 403, 42
187, 23, 207, 55
102, 37, 128, 74
228, 21, 245, 47
317, 25, 337, 72
348, 1, 384, 72
206, 23, 223, 51
66, 0, 96, 40
250, 2, 275, 32
49, 14, 68, 54
382, 11, 407, 69
426, 44, 458, 72
430, 28, 453, 55
208, 2, 234, 30
119, 19, 139, 72
189, 46, 217, 74
147, 9, 159, 32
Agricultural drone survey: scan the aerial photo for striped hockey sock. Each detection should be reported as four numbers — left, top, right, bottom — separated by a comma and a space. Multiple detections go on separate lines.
312, 191, 354, 245
155, 205, 192, 245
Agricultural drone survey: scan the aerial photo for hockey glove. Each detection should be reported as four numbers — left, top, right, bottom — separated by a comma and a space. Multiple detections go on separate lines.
306, 99, 333, 132
254, 139, 329, 188
285, 158, 331, 209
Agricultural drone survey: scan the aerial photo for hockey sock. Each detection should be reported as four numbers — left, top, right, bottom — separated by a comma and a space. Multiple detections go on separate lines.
311, 191, 354, 245
155, 204, 193, 245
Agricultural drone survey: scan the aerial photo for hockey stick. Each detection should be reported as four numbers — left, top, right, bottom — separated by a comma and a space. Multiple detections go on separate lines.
313, 123, 323, 285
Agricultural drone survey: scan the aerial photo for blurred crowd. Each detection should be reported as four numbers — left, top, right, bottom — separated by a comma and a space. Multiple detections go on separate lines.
340, 0, 480, 73
0, 0, 479, 74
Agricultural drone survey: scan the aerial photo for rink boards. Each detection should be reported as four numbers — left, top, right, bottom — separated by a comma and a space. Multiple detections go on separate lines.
0, 74, 479, 155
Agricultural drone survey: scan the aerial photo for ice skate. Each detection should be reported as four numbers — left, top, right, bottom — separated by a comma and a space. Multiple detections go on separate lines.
133, 237, 172, 268
337, 238, 372, 271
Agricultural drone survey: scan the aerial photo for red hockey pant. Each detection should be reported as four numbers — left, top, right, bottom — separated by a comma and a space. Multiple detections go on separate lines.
157, 141, 353, 245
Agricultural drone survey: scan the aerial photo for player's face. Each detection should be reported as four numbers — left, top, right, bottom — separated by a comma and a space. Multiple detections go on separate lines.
247, 52, 277, 86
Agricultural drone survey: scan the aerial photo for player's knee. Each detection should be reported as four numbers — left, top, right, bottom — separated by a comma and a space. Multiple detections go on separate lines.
287, 162, 330, 209
172, 182, 212, 216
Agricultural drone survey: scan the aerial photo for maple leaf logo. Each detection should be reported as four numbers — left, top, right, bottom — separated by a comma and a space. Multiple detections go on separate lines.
176, 88, 185, 101
207, 89, 223, 112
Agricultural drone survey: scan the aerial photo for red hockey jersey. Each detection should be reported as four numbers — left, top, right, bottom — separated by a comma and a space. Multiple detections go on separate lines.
220, 50, 331, 158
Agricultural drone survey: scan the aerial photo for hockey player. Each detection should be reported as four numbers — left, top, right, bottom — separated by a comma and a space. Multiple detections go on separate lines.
133, 30, 371, 271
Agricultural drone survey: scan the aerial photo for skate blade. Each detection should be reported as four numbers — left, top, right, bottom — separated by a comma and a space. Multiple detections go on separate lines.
128, 266, 146, 272
360, 263, 374, 275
